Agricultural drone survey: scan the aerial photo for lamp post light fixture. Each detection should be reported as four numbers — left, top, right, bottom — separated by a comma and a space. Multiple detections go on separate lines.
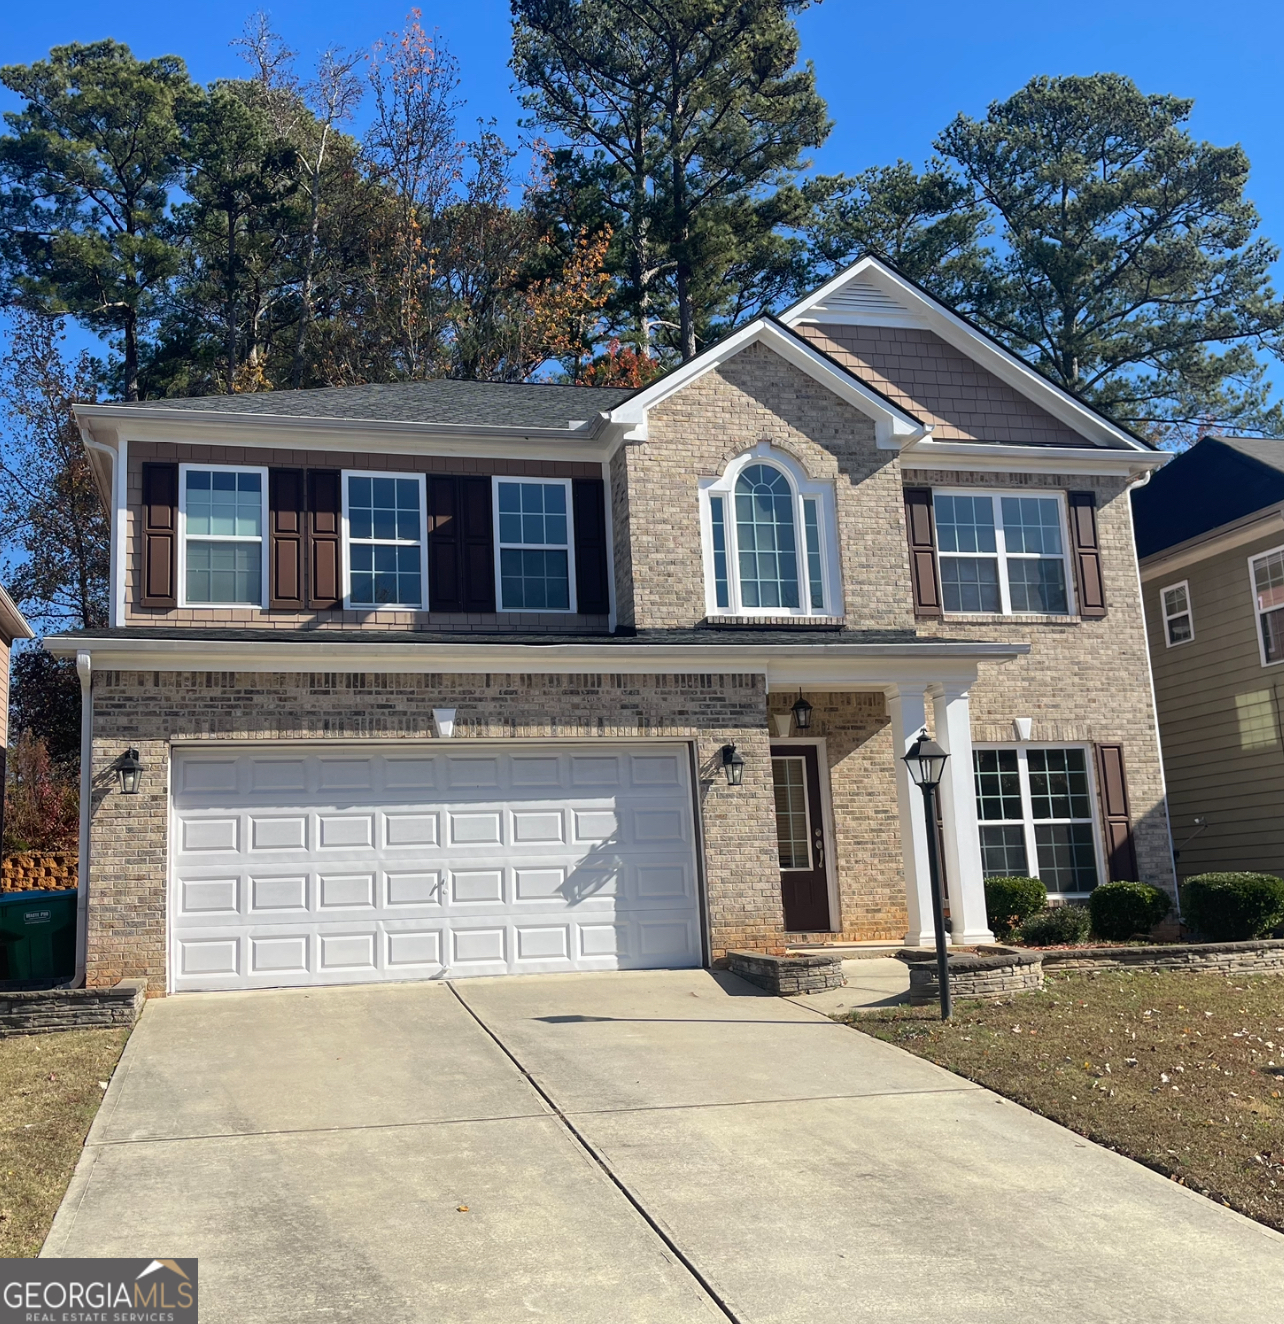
901, 728, 952, 1020
116, 748, 144, 795
791, 692, 813, 731
720, 743, 745, 787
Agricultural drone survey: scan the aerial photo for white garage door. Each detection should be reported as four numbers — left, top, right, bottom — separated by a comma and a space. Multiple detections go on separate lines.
170, 744, 703, 992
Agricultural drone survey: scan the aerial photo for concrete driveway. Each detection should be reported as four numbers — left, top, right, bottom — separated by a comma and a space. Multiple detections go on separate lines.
46, 969, 1284, 1322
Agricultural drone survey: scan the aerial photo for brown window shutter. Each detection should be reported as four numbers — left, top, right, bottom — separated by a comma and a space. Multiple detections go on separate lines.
572, 478, 610, 615
427, 477, 463, 611
307, 469, 342, 608
1068, 491, 1107, 618
903, 487, 941, 617
140, 462, 178, 607
269, 469, 305, 610
460, 476, 495, 612
1095, 743, 1138, 880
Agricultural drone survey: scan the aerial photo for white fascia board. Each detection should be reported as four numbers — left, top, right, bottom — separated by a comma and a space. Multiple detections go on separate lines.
70, 404, 611, 462
606, 318, 926, 447
1138, 505, 1284, 581
0, 584, 35, 642
43, 633, 1028, 690
899, 439, 1169, 479
781, 256, 1155, 455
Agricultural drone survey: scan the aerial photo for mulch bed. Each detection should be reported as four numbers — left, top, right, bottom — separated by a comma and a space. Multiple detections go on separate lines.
847, 968, 1284, 1232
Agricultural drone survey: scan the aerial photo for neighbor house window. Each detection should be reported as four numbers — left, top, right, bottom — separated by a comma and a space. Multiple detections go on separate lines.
974, 746, 1101, 894
700, 448, 839, 618
343, 473, 426, 608
1161, 581, 1193, 646
1250, 546, 1284, 665
180, 465, 267, 606
494, 479, 574, 611
934, 491, 1072, 616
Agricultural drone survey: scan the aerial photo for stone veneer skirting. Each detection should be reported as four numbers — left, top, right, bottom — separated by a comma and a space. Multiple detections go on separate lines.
727, 949, 846, 995
898, 946, 1044, 1004
0, 979, 147, 1037
1039, 939, 1284, 975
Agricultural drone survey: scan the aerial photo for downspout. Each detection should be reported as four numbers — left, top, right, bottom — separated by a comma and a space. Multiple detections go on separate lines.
75, 650, 92, 987
1126, 467, 1181, 915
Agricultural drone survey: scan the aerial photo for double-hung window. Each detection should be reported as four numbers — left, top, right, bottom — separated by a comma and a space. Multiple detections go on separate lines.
974, 746, 1102, 894
344, 473, 426, 609
701, 450, 838, 617
1161, 581, 1194, 646
180, 465, 267, 606
495, 478, 574, 611
934, 491, 1073, 615
1250, 546, 1284, 665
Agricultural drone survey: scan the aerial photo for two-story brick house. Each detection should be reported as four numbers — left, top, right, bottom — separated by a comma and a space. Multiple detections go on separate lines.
46, 257, 1173, 994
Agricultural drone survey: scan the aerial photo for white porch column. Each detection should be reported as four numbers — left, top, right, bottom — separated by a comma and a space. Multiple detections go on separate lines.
932, 684, 995, 945
886, 685, 940, 947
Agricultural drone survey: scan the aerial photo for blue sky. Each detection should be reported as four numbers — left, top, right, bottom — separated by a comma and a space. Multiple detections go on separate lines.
2, 0, 1283, 364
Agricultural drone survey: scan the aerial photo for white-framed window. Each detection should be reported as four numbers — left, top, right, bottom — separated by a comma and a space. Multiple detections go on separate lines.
1160, 580, 1194, 646
933, 489, 1075, 616
342, 471, 427, 609
493, 477, 576, 612
698, 445, 840, 617
178, 463, 268, 607
973, 745, 1103, 895
1250, 545, 1284, 667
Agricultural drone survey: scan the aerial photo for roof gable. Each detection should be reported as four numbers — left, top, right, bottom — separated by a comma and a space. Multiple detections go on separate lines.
780, 256, 1153, 453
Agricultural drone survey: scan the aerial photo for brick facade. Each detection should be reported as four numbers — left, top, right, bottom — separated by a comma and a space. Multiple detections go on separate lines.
87, 669, 793, 990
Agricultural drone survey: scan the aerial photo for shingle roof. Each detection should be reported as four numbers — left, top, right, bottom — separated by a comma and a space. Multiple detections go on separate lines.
1131, 435, 1284, 558
102, 378, 636, 430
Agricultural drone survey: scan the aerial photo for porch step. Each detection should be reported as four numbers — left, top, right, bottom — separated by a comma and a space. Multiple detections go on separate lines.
785, 941, 903, 960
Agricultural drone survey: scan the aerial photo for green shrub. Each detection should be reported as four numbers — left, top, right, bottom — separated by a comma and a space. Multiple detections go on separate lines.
1089, 881, 1172, 941
984, 875, 1047, 938
1017, 904, 1091, 946
1180, 873, 1284, 942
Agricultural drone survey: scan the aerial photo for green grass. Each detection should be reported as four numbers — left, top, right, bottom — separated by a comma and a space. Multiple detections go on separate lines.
848, 970, 1284, 1231
0, 1028, 129, 1256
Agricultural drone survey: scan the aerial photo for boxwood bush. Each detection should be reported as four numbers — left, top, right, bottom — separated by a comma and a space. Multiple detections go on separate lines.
1180, 872, 1284, 942
1017, 904, 1091, 946
984, 875, 1046, 939
1088, 881, 1171, 941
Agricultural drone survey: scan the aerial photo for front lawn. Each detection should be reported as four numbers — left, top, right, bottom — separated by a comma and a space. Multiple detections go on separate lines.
0, 1028, 130, 1256
849, 970, 1284, 1231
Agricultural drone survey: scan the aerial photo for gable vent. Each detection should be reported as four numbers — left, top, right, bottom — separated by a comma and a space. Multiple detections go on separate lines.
804, 278, 924, 327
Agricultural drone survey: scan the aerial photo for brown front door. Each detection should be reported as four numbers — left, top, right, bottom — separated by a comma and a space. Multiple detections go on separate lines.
770, 744, 831, 932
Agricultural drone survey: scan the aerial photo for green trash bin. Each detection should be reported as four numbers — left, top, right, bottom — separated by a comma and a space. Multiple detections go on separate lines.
0, 889, 78, 981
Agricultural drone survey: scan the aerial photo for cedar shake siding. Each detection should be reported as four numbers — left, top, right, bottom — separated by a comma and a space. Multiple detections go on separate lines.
796, 323, 1087, 447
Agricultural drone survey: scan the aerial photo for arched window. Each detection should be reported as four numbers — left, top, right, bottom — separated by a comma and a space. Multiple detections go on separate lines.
735, 465, 799, 608
700, 447, 840, 618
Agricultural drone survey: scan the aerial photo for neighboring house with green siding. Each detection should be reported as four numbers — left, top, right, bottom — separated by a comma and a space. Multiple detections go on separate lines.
1132, 437, 1284, 882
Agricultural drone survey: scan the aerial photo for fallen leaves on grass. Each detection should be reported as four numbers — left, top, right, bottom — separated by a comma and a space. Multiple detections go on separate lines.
846, 970, 1284, 1233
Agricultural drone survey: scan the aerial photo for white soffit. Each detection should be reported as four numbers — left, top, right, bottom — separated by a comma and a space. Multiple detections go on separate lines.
606, 318, 925, 447
780, 256, 1155, 454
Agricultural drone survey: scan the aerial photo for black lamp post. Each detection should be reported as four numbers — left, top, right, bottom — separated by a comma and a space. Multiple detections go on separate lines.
902, 728, 952, 1020
720, 743, 745, 786
117, 748, 144, 795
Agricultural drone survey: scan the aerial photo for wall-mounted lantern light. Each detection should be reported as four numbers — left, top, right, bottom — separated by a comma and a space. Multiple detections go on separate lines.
117, 748, 143, 795
721, 743, 745, 786
791, 692, 813, 731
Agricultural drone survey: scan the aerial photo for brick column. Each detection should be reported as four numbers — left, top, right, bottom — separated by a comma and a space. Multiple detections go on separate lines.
931, 684, 994, 945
